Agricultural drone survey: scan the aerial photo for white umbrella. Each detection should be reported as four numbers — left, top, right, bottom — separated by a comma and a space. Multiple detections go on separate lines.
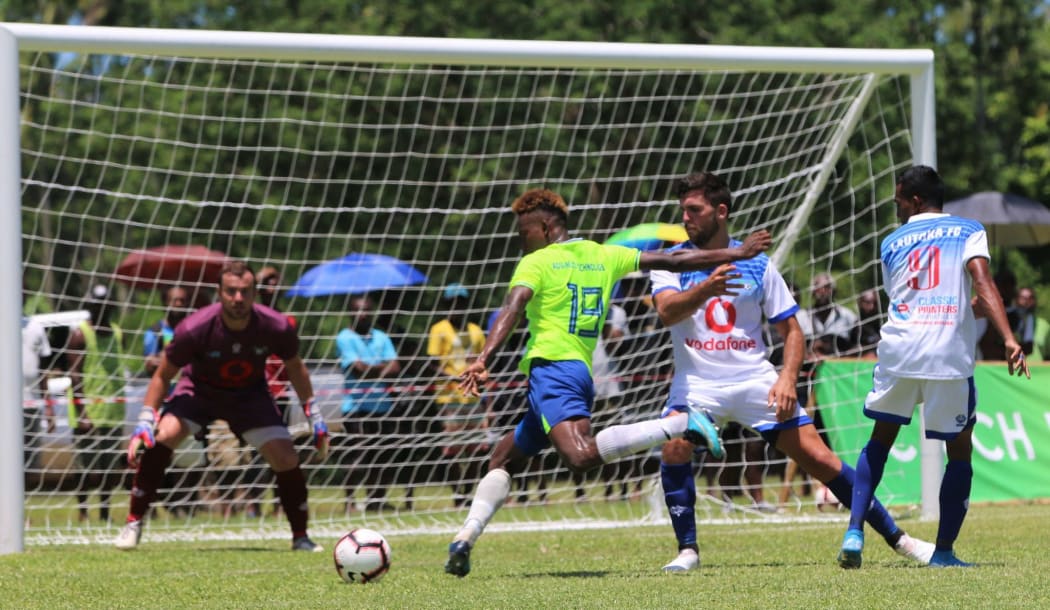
944, 191, 1050, 247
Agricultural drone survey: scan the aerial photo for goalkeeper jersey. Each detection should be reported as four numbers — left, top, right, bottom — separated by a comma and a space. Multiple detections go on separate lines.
509, 239, 639, 374
877, 212, 988, 379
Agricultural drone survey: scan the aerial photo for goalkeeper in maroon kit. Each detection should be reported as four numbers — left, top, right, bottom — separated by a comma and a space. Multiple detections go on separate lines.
115, 261, 329, 551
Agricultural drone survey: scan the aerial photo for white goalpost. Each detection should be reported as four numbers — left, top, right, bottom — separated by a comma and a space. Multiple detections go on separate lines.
3, 22, 937, 552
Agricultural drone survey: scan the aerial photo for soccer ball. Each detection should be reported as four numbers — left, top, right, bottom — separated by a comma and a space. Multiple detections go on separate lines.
814, 484, 843, 512
333, 528, 392, 584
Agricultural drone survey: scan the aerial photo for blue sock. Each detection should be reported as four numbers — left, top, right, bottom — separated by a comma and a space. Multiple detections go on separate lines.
841, 441, 890, 533
937, 460, 973, 550
661, 461, 696, 549
832, 460, 899, 542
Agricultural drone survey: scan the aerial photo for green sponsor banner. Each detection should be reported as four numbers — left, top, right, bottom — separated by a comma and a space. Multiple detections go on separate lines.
816, 359, 1050, 506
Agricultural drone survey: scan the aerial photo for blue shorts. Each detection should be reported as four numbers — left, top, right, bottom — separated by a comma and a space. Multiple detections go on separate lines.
514, 359, 593, 457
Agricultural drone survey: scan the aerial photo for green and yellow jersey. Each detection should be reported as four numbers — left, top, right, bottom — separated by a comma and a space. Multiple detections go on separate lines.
71, 322, 128, 426
509, 239, 639, 374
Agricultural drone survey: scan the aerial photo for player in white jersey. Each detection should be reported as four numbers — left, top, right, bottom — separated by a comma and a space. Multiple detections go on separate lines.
839, 165, 1029, 569
652, 171, 935, 572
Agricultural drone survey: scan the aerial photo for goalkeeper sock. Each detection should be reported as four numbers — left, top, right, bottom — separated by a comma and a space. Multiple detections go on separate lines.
128, 444, 173, 521
275, 466, 309, 537
661, 461, 698, 549
455, 468, 511, 547
595, 417, 685, 464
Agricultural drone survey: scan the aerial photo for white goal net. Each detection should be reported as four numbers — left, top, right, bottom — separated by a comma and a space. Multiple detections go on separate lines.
4, 24, 935, 547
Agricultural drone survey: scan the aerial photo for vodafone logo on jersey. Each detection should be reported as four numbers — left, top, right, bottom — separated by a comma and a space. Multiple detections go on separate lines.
684, 298, 757, 352
684, 336, 757, 351
703, 298, 736, 332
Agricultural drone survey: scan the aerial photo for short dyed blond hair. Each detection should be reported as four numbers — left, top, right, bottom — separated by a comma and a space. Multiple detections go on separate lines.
510, 188, 569, 221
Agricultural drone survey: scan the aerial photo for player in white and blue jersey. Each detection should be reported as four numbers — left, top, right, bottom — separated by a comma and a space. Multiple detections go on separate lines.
652, 171, 935, 573
839, 165, 1029, 569
444, 187, 772, 578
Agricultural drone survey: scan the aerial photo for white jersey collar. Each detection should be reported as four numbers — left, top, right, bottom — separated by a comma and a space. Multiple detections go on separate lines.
907, 212, 949, 223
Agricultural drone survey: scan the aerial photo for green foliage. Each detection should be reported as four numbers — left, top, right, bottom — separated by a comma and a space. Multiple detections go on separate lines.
7, 0, 1050, 203
10, 0, 1050, 320
1, 503, 1048, 608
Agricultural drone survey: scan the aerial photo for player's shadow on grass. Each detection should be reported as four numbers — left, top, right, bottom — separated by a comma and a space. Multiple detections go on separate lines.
522, 571, 611, 578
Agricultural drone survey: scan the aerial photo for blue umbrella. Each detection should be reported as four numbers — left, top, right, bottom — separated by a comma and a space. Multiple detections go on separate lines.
286, 253, 427, 297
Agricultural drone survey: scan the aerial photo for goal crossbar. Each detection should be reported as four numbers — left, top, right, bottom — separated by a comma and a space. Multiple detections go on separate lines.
4, 22, 934, 73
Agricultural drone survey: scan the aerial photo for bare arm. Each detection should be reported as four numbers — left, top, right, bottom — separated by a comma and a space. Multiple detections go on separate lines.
639, 230, 771, 273
459, 285, 532, 397
968, 257, 1030, 378
39, 370, 54, 431
479, 286, 532, 368
354, 357, 401, 379
65, 328, 92, 430
287, 353, 330, 459
769, 316, 805, 421
126, 352, 180, 467
141, 352, 180, 411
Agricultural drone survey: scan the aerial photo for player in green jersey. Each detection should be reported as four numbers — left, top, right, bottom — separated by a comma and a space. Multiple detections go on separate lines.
446, 188, 771, 576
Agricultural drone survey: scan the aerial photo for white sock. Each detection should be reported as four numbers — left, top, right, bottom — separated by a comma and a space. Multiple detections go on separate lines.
454, 468, 511, 546
595, 417, 687, 464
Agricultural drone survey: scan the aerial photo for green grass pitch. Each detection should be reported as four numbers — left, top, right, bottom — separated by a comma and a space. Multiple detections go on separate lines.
2, 503, 1047, 609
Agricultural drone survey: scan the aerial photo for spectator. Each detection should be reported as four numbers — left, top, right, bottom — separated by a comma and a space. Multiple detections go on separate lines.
143, 286, 190, 376
807, 272, 858, 356
975, 269, 1017, 360
611, 272, 669, 499
336, 294, 401, 511
142, 285, 203, 518
257, 267, 296, 419
1012, 287, 1049, 360
483, 307, 542, 504
713, 422, 776, 513
241, 266, 299, 518
576, 301, 636, 500
428, 283, 489, 507
67, 284, 129, 523
788, 276, 854, 490
853, 289, 882, 358
22, 312, 53, 467
766, 280, 813, 407
766, 281, 815, 506
591, 302, 627, 404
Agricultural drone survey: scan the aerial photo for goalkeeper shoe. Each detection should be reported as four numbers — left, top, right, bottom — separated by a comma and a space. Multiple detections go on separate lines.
683, 407, 724, 459
444, 540, 472, 577
291, 536, 323, 552
838, 528, 864, 569
929, 550, 974, 568
661, 548, 700, 573
893, 533, 935, 565
114, 520, 142, 550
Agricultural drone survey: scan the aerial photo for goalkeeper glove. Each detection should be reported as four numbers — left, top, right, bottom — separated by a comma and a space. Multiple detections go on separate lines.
304, 398, 329, 461
127, 406, 157, 467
